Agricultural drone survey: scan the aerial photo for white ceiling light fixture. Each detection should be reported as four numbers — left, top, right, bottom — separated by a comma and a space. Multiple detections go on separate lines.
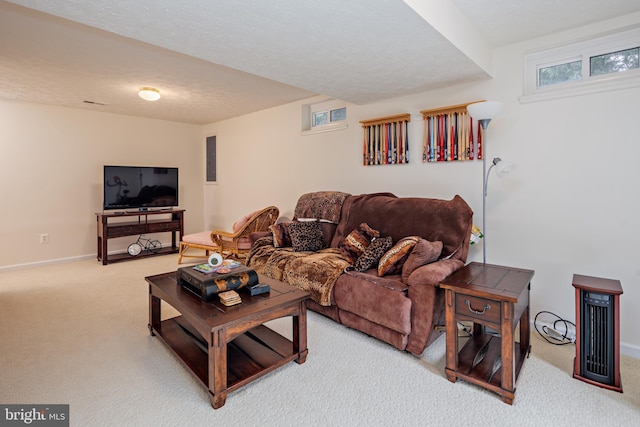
138, 87, 161, 101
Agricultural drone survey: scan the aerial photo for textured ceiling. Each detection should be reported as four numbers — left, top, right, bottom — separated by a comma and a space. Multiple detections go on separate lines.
1, 0, 640, 125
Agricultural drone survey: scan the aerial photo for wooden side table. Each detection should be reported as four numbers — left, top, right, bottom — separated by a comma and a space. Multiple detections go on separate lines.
440, 262, 535, 404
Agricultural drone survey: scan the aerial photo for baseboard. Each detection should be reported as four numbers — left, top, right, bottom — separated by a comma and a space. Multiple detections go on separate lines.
0, 254, 95, 272
621, 342, 640, 359
529, 319, 639, 360
1, 240, 176, 272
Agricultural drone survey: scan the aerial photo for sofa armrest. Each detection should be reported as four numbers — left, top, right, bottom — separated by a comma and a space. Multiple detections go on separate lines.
406, 259, 464, 287
405, 259, 464, 355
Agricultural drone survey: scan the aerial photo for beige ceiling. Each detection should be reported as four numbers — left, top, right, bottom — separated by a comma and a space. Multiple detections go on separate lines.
2, 0, 640, 125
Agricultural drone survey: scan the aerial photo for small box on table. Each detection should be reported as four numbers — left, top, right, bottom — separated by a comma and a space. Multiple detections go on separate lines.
177, 266, 258, 302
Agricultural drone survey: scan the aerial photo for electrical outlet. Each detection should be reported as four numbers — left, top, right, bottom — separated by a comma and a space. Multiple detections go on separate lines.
40, 233, 49, 244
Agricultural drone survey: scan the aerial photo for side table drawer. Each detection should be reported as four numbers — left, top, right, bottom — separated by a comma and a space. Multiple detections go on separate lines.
455, 294, 500, 324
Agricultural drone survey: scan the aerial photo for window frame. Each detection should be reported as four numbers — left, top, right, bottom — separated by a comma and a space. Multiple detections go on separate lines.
521, 26, 640, 103
301, 99, 348, 135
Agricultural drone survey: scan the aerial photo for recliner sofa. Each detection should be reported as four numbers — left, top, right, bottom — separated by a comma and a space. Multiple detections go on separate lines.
248, 191, 473, 356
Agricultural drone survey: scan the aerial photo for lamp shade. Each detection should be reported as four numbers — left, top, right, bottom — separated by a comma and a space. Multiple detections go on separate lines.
138, 87, 161, 101
467, 101, 502, 120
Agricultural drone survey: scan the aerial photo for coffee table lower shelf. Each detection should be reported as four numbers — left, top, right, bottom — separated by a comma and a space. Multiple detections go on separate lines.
151, 316, 299, 402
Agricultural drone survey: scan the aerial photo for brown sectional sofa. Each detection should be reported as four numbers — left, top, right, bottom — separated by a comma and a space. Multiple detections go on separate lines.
247, 191, 473, 356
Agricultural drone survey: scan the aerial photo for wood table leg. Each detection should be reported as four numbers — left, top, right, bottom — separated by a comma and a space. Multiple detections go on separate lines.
444, 289, 458, 383
209, 329, 227, 409
520, 304, 531, 358
293, 302, 308, 364
148, 288, 160, 336
501, 301, 515, 405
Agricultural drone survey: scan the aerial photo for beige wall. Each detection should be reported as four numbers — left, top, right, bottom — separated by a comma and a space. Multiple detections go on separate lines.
0, 101, 204, 267
202, 19, 640, 353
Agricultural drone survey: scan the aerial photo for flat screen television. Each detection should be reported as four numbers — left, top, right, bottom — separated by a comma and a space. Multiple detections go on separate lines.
103, 165, 178, 211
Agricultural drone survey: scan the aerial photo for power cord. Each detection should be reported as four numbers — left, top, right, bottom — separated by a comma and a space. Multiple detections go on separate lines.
534, 311, 576, 345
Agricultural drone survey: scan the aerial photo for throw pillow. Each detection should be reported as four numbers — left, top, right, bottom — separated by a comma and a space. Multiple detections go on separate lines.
378, 236, 420, 276
288, 220, 326, 252
353, 236, 393, 272
269, 222, 292, 248
338, 223, 380, 264
401, 239, 443, 283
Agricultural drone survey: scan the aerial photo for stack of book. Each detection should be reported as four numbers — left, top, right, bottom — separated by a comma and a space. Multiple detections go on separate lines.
218, 290, 241, 306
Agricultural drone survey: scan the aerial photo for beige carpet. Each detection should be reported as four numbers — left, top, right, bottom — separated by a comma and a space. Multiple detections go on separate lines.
1, 255, 638, 426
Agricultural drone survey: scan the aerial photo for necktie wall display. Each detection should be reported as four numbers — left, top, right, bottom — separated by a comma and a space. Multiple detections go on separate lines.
420, 101, 484, 163
360, 113, 411, 166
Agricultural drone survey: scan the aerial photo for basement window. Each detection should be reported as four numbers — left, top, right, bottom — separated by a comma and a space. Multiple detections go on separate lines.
301, 99, 348, 135
521, 27, 640, 103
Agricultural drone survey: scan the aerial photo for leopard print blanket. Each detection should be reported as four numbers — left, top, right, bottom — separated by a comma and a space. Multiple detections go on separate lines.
247, 239, 350, 306
293, 191, 351, 223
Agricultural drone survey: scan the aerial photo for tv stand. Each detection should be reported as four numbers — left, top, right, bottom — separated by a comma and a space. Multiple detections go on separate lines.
96, 209, 185, 265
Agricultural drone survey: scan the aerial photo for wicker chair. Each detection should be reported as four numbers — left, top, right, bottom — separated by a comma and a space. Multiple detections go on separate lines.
178, 206, 279, 264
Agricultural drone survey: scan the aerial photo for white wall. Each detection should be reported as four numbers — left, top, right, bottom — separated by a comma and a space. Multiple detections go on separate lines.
203, 21, 640, 353
0, 100, 205, 267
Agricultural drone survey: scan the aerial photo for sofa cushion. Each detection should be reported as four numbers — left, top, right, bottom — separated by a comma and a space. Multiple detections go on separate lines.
378, 236, 420, 276
288, 220, 326, 252
181, 230, 215, 245
401, 239, 443, 283
232, 209, 261, 232
319, 222, 338, 248
269, 222, 292, 248
353, 236, 393, 272
338, 222, 380, 263
331, 193, 473, 262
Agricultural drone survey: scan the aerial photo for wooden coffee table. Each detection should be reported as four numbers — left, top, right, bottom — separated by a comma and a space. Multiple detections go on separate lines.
146, 271, 309, 409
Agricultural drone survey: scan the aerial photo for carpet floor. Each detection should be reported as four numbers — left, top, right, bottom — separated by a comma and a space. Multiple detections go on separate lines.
1, 255, 638, 426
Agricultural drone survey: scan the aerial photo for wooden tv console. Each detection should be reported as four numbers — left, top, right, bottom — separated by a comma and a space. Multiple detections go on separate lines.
96, 209, 184, 265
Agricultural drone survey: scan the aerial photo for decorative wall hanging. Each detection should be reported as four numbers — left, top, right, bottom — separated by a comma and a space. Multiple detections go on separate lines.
420, 101, 484, 163
360, 113, 410, 165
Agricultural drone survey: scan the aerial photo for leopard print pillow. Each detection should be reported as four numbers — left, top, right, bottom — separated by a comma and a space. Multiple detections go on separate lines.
378, 236, 420, 276
353, 236, 393, 272
288, 221, 326, 252
270, 222, 292, 248
338, 222, 380, 263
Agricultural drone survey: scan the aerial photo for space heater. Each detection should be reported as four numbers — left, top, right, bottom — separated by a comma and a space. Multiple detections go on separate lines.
572, 274, 623, 393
